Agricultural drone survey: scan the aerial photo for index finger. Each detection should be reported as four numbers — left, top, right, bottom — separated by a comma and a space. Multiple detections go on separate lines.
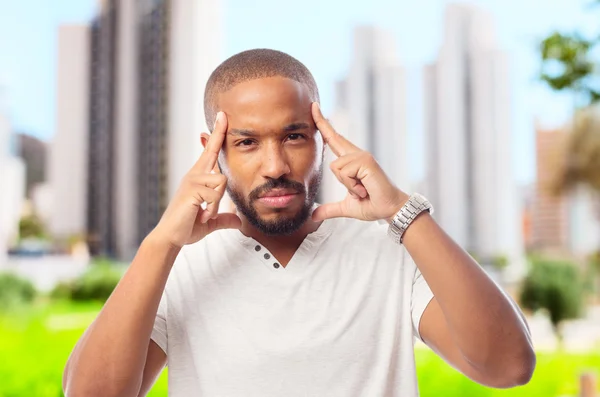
199, 111, 228, 172
311, 102, 359, 157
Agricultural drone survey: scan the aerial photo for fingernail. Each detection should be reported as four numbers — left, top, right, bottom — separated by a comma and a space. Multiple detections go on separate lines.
213, 112, 222, 129
315, 102, 321, 111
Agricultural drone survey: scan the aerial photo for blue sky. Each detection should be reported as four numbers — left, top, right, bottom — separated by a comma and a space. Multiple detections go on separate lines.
0, 0, 597, 183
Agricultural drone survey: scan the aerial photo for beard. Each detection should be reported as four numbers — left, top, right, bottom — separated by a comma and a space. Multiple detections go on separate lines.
226, 167, 323, 236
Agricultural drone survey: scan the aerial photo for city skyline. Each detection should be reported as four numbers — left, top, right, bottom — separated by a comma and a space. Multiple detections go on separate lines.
0, 0, 597, 187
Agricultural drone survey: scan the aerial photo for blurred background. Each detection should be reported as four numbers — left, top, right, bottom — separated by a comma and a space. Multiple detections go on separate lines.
0, 0, 599, 396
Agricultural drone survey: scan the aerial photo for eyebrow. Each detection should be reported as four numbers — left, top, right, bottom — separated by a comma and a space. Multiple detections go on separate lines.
283, 122, 310, 132
228, 122, 311, 137
228, 128, 256, 137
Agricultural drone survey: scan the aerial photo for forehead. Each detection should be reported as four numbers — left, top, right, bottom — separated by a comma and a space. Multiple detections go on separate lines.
217, 76, 313, 129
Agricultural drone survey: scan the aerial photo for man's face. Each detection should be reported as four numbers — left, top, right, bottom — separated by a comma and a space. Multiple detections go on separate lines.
217, 76, 324, 236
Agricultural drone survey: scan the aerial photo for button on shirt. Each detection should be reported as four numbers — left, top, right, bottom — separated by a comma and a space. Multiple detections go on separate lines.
151, 216, 434, 397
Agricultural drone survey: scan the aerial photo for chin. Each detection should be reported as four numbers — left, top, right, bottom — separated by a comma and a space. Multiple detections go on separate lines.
248, 202, 313, 236
255, 205, 302, 220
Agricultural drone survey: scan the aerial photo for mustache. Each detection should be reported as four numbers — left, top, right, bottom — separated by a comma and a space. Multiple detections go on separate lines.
249, 178, 306, 202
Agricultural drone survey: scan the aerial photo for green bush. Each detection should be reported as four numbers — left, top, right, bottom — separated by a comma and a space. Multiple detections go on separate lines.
19, 213, 48, 240
0, 272, 37, 310
51, 261, 123, 303
588, 250, 600, 297
491, 254, 509, 271
519, 258, 585, 340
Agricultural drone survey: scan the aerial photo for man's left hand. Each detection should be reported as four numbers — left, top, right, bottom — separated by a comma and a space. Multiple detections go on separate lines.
311, 102, 409, 223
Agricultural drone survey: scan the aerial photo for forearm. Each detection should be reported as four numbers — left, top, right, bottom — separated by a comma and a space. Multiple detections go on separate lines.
402, 213, 533, 373
63, 234, 179, 397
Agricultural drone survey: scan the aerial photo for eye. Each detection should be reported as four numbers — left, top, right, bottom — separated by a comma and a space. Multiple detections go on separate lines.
236, 139, 255, 147
286, 133, 306, 142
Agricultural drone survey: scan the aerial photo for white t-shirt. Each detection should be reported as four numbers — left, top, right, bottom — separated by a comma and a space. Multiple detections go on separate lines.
151, 216, 434, 397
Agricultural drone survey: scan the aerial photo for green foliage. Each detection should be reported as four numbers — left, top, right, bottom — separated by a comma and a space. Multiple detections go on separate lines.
538, 2, 600, 230
18, 213, 48, 240
491, 254, 509, 271
0, 272, 37, 310
0, 302, 167, 397
540, 32, 598, 101
538, 2, 600, 107
519, 259, 585, 335
587, 250, 600, 297
415, 348, 600, 397
589, 250, 600, 274
0, 301, 599, 396
50, 261, 123, 303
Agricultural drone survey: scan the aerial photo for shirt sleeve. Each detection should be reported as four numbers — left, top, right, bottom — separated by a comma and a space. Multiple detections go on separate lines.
150, 290, 168, 355
409, 252, 435, 342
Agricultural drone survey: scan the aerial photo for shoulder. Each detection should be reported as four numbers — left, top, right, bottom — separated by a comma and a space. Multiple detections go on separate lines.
165, 228, 241, 282
327, 217, 393, 244
177, 228, 240, 262
328, 217, 417, 269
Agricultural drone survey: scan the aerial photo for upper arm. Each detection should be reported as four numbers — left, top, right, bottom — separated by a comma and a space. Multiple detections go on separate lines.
136, 340, 167, 397
419, 298, 492, 385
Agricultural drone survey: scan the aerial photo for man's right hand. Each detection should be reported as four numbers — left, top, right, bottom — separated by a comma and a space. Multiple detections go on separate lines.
151, 111, 241, 248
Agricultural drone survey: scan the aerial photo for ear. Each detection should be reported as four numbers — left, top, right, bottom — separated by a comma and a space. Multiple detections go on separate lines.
200, 132, 210, 150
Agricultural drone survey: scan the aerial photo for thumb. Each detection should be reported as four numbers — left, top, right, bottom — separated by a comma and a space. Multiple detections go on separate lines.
312, 202, 345, 222
209, 213, 242, 231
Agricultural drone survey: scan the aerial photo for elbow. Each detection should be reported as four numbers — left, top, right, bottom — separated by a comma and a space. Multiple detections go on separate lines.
490, 345, 537, 388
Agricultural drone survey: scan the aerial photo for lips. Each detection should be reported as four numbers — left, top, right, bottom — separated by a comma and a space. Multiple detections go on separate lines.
256, 189, 300, 208
259, 189, 298, 198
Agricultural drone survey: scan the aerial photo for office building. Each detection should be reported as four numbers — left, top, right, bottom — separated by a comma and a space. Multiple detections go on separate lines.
530, 125, 570, 252
83, 0, 222, 259
322, 26, 409, 204
49, 25, 90, 242
424, 4, 523, 265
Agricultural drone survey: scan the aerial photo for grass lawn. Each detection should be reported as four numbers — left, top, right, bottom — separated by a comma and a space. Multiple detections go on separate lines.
0, 301, 597, 397
416, 348, 599, 397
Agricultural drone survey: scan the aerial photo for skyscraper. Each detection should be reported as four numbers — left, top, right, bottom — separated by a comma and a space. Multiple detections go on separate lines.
82, 0, 222, 259
16, 133, 48, 198
49, 24, 90, 242
136, 0, 223, 251
114, 0, 140, 261
87, 0, 117, 257
531, 124, 569, 252
322, 26, 408, 204
424, 4, 523, 266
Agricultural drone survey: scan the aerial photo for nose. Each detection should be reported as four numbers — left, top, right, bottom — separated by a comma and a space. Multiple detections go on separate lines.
260, 142, 291, 180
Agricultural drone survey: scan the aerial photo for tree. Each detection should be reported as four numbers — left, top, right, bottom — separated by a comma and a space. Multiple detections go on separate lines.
491, 254, 509, 271
539, 0, 600, 178
539, 1, 600, 298
519, 259, 585, 346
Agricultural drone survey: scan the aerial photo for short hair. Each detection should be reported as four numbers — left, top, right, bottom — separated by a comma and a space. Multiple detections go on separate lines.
203, 49, 320, 130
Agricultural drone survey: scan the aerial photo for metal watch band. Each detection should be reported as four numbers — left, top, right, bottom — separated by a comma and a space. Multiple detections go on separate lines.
387, 193, 434, 245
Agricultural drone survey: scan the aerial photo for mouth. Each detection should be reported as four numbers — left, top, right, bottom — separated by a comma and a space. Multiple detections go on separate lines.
257, 189, 300, 208
259, 189, 298, 198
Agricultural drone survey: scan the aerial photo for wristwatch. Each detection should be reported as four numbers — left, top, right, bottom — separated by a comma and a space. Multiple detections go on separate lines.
388, 193, 434, 245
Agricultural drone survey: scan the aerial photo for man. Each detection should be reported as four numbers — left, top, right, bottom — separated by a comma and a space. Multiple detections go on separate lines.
62, 49, 535, 397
